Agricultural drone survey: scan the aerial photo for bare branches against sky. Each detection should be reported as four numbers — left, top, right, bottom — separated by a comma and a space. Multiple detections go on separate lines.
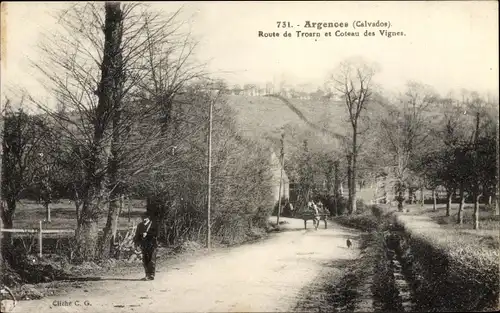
1, 1, 498, 105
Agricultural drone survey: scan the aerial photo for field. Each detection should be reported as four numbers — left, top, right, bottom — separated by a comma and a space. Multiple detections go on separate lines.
402, 203, 499, 243
13, 199, 147, 231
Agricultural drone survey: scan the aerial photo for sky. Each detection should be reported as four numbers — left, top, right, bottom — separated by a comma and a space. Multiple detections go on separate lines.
1, 1, 499, 105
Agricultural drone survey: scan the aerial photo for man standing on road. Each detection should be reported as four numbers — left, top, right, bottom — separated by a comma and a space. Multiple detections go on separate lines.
134, 212, 159, 281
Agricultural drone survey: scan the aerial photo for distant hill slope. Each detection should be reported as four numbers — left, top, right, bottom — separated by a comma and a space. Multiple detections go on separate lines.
224, 95, 348, 154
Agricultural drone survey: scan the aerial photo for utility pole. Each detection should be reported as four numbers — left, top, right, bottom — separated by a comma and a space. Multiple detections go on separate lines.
0, 100, 4, 229
277, 133, 285, 225
207, 90, 220, 252
207, 94, 213, 252
333, 160, 339, 216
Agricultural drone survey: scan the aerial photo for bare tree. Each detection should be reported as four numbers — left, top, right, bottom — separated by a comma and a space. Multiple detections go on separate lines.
329, 58, 377, 214
30, 2, 204, 260
379, 81, 438, 211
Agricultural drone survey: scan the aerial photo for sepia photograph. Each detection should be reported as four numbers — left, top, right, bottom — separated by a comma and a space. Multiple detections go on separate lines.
0, 1, 498, 312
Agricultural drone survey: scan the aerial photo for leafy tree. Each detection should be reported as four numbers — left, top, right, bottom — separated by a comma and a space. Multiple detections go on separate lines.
31, 2, 204, 260
1, 103, 52, 264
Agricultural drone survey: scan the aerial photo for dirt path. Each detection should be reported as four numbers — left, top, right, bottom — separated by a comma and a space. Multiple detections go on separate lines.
14, 218, 363, 313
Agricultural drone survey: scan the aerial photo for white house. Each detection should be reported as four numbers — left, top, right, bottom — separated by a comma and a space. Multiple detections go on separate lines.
269, 150, 289, 203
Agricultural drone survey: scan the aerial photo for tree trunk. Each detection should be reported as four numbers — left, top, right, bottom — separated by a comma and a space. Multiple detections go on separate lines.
108, 193, 123, 246
457, 185, 465, 224
326, 161, 333, 194
446, 190, 452, 217
396, 181, 405, 211
93, 1, 124, 260
472, 111, 481, 228
397, 190, 404, 212
347, 154, 352, 214
114, 194, 124, 236
44, 201, 51, 222
127, 195, 131, 223
473, 193, 480, 230
100, 112, 123, 259
432, 189, 437, 212
74, 199, 81, 224
100, 192, 120, 259
495, 194, 499, 216
420, 186, 424, 207
1, 199, 15, 265
383, 175, 388, 204
75, 191, 102, 261
333, 161, 339, 216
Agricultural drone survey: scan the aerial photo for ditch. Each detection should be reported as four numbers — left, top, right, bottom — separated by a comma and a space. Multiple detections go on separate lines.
298, 213, 466, 313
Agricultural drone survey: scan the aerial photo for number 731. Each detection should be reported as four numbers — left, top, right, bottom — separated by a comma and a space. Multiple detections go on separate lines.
277, 21, 292, 28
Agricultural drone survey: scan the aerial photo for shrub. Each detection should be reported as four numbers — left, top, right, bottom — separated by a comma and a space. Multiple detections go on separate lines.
273, 198, 292, 217
335, 213, 379, 231
355, 198, 367, 213
371, 205, 384, 220
336, 196, 348, 216
253, 206, 272, 228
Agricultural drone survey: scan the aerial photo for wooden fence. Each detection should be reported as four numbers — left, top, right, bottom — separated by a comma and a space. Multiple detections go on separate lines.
0, 220, 74, 257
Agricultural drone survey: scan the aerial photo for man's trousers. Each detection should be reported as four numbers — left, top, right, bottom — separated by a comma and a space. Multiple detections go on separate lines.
141, 242, 157, 279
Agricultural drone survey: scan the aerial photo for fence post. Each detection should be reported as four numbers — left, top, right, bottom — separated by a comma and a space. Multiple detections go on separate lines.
39, 220, 43, 258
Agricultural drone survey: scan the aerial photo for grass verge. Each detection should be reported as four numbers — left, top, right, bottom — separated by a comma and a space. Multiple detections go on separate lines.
394, 213, 499, 311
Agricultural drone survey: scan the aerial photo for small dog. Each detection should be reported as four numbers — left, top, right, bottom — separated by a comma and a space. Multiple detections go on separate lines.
346, 239, 352, 248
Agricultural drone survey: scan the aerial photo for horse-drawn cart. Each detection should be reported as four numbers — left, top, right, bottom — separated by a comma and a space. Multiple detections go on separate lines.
297, 210, 330, 230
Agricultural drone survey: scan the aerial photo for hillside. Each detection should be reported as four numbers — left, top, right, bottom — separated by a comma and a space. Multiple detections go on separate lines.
225, 94, 348, 156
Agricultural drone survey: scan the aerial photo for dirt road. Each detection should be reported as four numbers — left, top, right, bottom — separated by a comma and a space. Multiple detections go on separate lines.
15, 218, 363, 313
